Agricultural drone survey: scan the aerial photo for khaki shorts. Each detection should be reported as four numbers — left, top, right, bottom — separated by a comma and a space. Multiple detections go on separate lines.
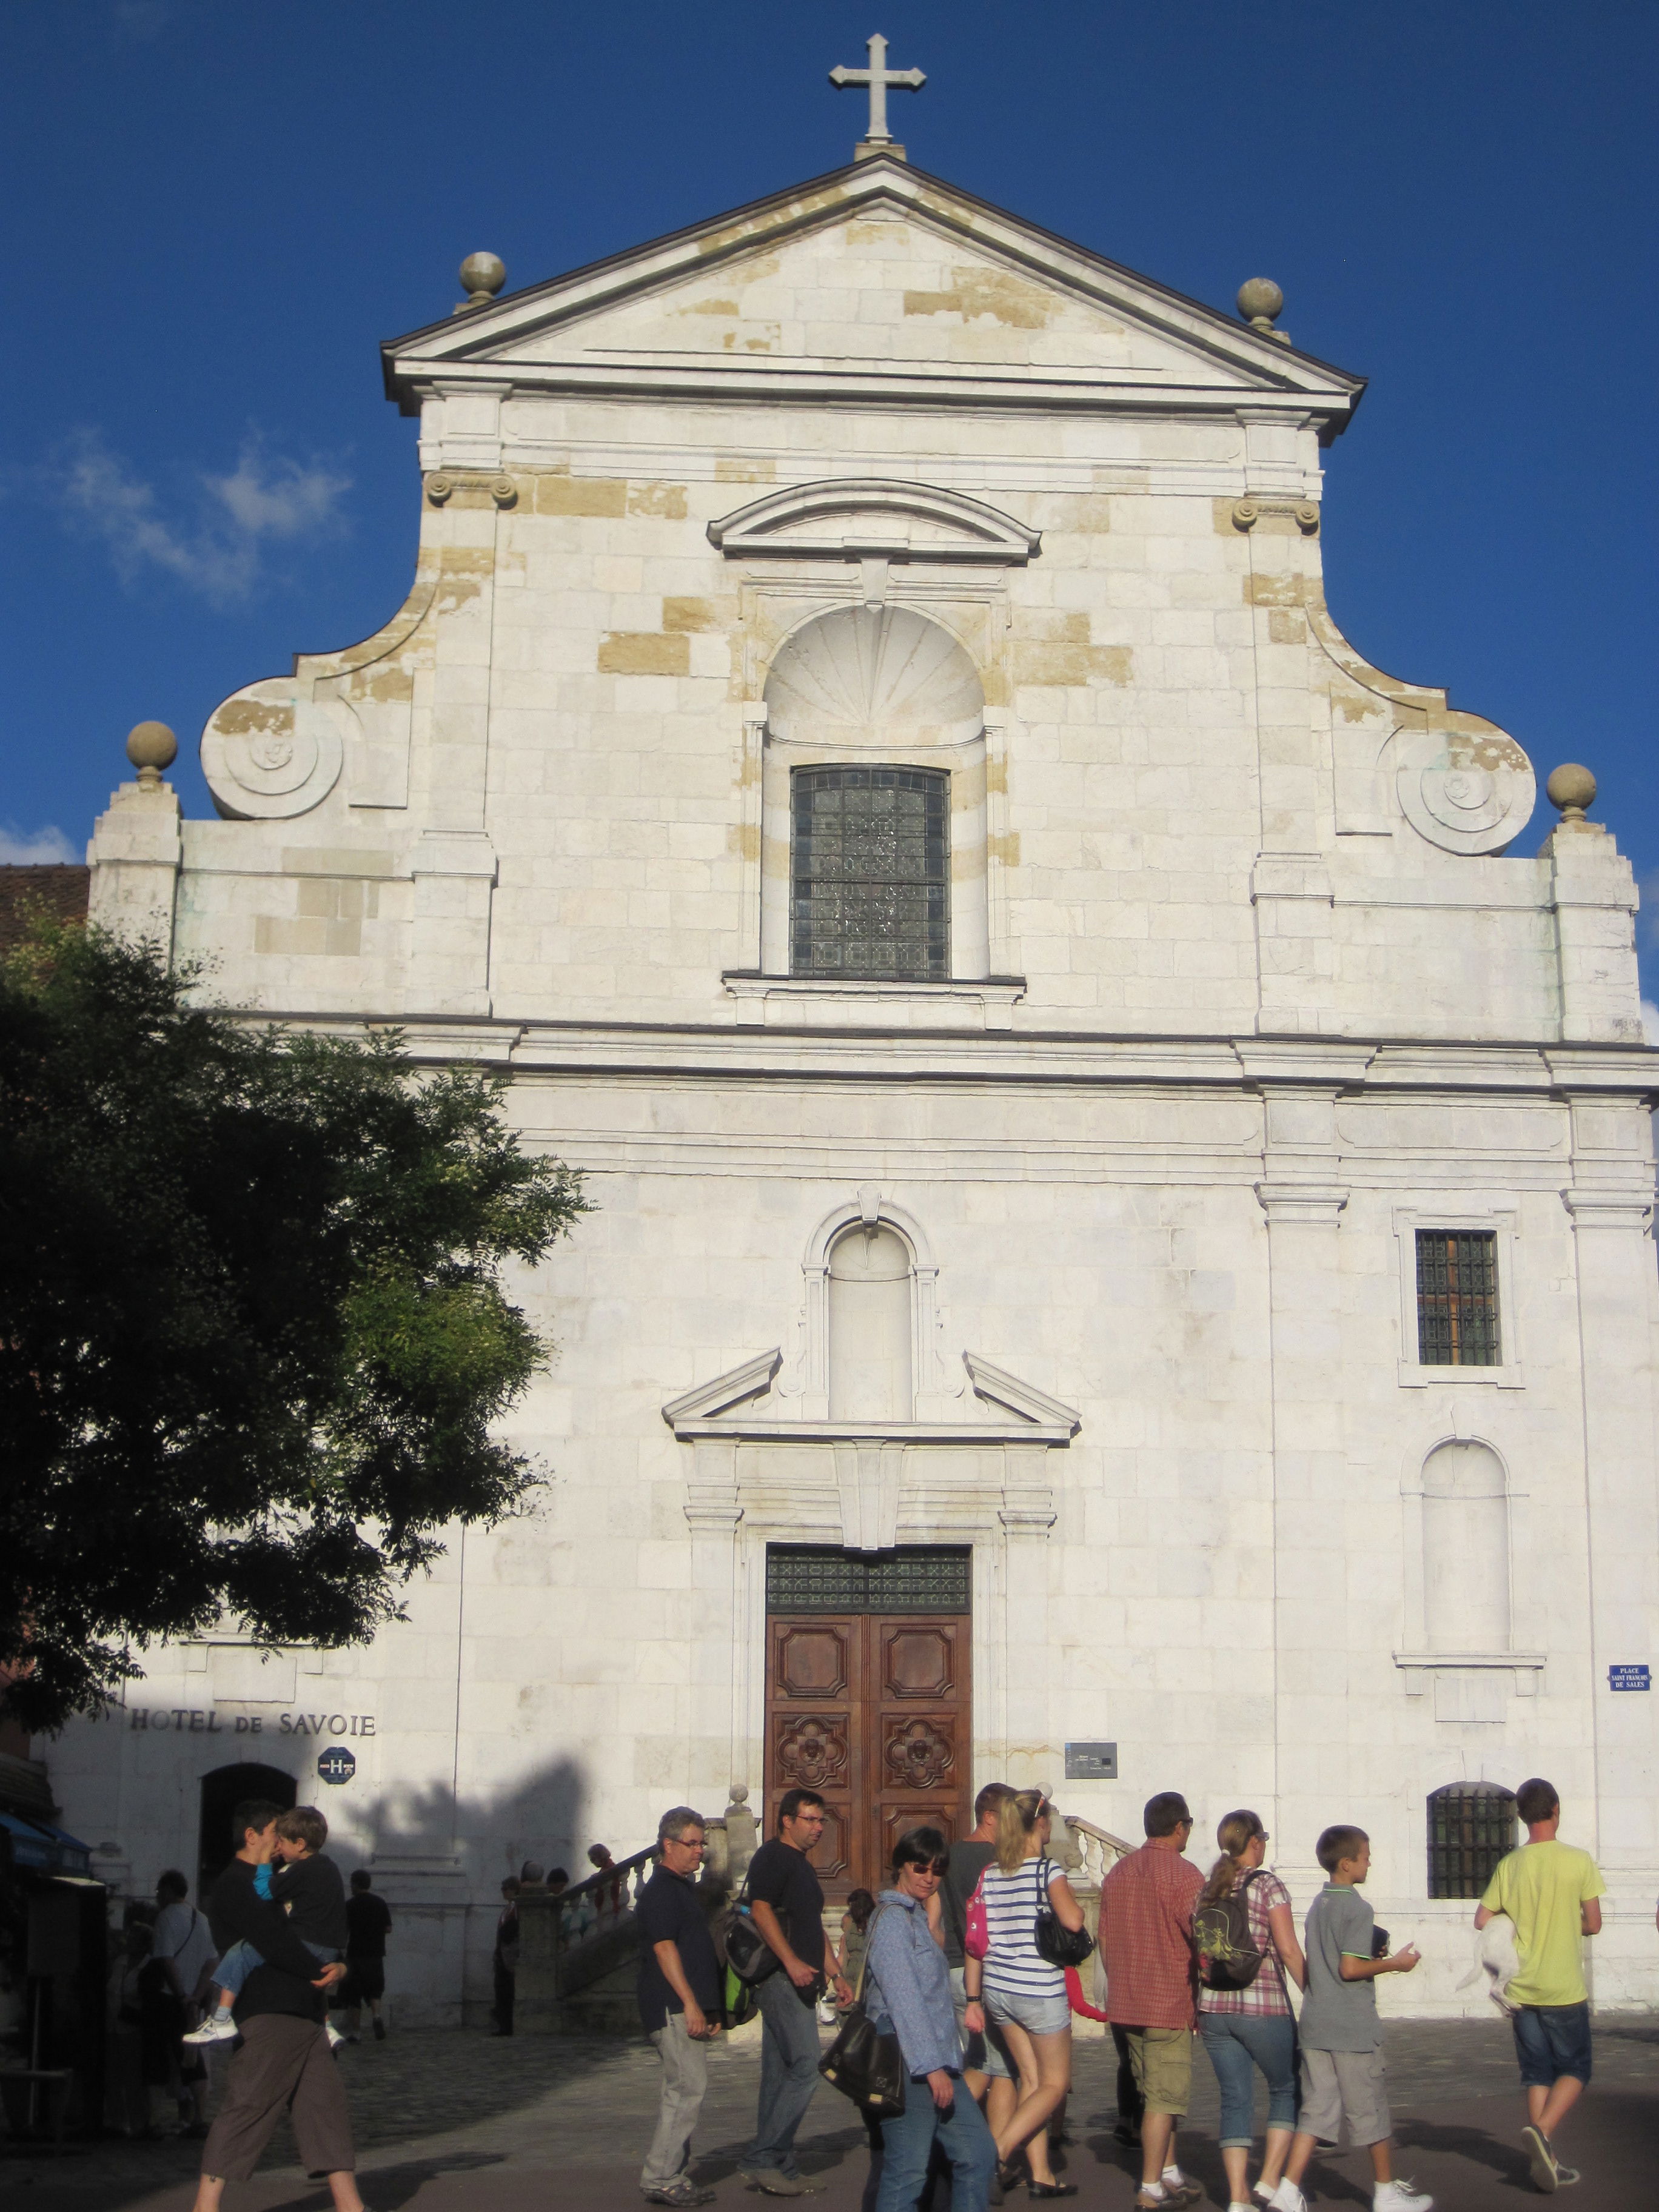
1299, 2045, 1391, 2147
1122, 2026, 1192, 2117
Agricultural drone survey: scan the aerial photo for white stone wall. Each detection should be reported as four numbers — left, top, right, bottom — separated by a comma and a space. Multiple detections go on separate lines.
68, 159, 1659, 2018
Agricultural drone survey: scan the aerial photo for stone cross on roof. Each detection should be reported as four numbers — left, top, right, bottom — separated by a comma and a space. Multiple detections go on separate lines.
829, 32, 925, 158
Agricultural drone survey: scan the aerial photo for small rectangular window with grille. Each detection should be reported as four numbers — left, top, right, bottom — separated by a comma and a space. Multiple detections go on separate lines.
791, 765, 949, 982
766, 1546, 971, 1615
1427, 1783, 1517, 1898
1416, 1230, 1501, 1366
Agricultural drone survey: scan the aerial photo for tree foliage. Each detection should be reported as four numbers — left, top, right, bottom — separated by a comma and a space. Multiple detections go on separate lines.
0, 921, 588, 1732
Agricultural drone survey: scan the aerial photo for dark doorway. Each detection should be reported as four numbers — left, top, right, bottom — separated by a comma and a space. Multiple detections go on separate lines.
764, 1546, 971, 1899
197, 1763, 297, 1901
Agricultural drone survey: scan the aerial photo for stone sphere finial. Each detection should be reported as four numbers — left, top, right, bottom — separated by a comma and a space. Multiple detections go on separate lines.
126, 719, 177, 789
727, 1782, 749, 1803
1546, 762, 1597, 825
1237, 276, 1285, 330
457, 252, 506, 312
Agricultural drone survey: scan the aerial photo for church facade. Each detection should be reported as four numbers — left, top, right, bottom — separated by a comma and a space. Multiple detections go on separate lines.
58, 147, 1658, 2020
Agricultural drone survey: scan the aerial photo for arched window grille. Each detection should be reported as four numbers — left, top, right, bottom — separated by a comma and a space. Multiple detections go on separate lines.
1427, 1780, 1517, 1899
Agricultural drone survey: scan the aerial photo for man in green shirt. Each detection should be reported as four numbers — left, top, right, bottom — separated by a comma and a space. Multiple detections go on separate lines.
1475, 1777, 1606, 2194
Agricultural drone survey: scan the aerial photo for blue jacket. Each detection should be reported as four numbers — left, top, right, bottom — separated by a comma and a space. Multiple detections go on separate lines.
864, 1889, 963, 2079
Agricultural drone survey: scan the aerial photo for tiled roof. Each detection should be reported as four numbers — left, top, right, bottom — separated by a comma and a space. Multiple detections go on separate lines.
0, 863, 90, 953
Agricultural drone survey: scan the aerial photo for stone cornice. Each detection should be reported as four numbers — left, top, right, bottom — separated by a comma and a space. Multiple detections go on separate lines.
252, 1013, 1659, 1103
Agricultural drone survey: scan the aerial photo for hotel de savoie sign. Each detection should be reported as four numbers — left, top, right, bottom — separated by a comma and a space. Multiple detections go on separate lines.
124, 1708, 377, 1739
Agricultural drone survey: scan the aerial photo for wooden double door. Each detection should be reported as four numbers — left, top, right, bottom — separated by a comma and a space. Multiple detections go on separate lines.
765, 1609, 971, 1897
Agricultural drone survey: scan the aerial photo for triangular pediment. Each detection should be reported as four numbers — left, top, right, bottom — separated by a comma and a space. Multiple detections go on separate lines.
383, 158, 1363, 426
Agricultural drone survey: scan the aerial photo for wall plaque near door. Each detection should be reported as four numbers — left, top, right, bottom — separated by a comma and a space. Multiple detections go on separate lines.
765, 1546, 971, 1895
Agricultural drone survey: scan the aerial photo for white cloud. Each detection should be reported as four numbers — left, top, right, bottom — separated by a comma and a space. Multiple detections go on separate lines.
0, 824, 77, 865
61, 432, 351, 605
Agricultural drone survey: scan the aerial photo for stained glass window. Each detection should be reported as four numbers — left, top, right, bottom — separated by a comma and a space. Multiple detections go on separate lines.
1416, 1230, 1500, 1365
791, 765, 949, 982
766, 1547, 971, 1615
1427, 1781, 1517, 1899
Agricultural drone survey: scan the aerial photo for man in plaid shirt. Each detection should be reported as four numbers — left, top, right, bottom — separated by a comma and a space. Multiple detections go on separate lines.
1100, 1792, 1205, 2211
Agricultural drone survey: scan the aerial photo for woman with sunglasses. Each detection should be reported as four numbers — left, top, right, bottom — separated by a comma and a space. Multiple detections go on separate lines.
863, 1826, 999, 2212
1196, 1810, 1306, 2212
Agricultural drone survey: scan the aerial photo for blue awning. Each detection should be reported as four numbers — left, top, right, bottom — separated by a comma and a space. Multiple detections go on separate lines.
0, 1811, 93, 1877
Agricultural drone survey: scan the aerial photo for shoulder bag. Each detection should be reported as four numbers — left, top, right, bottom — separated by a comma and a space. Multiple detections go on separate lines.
719, 1862, 786, 1986
1033, 1855, 1096, 1969
964, 1866, 990, 1961
817, 1903, 907, 2117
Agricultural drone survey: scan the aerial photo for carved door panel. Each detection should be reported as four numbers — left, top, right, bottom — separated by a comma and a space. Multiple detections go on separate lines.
766, 1610, 970, 1897
873, 1617, 967, 1878
766, 1615, 860, 1885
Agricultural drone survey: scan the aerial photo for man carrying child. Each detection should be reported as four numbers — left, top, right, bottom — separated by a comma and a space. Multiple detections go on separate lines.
189, 1798, 361, 2212
186, 1805, 349, 2049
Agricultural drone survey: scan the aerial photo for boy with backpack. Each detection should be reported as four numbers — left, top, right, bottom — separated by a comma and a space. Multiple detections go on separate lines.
1270, 1826, 1427, 2212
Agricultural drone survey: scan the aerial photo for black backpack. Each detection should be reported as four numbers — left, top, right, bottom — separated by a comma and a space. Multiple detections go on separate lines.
1192, 1869, 1267, 1990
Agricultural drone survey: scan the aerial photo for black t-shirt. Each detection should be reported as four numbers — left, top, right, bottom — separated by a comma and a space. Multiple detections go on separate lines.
345, 1892, 393, 1960
636, 1866, 722, 2033
204, 1861, 329, 2024
943, 1840, 997, 1969
746, 1837, 826, 1975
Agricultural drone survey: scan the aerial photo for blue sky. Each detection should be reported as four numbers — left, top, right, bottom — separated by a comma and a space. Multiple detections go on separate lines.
3, 1, 1655, 994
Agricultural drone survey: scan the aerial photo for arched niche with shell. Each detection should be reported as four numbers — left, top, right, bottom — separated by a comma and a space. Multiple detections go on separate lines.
757, 603, 990, 980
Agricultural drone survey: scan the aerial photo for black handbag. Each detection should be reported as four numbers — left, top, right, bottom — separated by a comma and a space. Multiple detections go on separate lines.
720, 1866, 786, 1986
1033, 1857, 1096, 1969
817, 1904, 907, 2117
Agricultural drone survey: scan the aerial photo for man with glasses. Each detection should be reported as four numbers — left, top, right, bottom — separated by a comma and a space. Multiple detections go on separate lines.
638, 1809, 723, 2207
741, 1788, 852, 2196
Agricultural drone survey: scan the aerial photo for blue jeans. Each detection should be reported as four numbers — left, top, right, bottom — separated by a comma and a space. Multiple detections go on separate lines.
216, 1937, 338, 1998
877, 2075, 996, 2212
1512, 2002, 1592, 2089
745, 1972, 823, 2176
1199, 2013, 1299, 2149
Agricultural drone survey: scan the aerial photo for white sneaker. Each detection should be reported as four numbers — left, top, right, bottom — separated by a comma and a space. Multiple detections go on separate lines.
326, 2022, 346, 2049
1269, 2185, 1307, 2212
1375, 2185, 1433, 2212
181, 2016, 238, 2046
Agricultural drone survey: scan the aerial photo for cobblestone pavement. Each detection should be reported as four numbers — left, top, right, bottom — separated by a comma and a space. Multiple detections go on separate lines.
7, 2014, 1656, 2212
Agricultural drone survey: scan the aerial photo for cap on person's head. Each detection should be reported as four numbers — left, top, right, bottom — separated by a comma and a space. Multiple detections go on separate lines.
519, 1860, 545, 1884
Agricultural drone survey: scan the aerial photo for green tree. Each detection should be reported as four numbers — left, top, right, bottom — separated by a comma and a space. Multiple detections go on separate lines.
0, 920, 588, 1733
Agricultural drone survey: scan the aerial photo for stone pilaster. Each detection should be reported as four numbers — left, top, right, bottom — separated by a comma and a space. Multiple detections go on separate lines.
1543, 820, 1643, 1044
87, 777, 182, 951
1244, 1050, 1367, 1883
1560, 1094, 1659, 1874
684, 1439, 745, 1811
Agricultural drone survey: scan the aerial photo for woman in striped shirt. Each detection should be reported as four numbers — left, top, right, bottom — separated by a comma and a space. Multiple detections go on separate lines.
962, 1789, 1087, 2197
